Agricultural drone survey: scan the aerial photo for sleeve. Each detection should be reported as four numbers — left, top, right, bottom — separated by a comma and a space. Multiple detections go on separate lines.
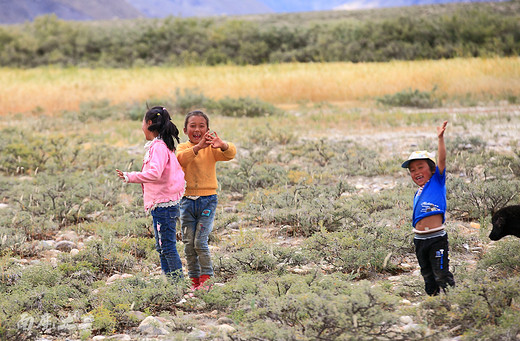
126, 143, 168, 183
176, 143, 197, 167
212, 142, 236, 161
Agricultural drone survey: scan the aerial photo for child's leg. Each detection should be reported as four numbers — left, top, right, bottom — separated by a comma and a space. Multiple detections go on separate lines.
429, 234, 455, 292
193, 195, 218, 277
414, 238, 440, 296
180, 198, 201, 279
151, 206, 183, 279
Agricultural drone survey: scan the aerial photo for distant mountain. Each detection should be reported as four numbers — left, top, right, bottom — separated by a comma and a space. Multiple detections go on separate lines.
0, 0, 501, 24
126, 0, 272, 18
332, 0, 499, 11
0, 0, 142, 24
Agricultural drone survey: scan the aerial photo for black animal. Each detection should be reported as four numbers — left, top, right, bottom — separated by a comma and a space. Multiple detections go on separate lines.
489, 205, 520, 241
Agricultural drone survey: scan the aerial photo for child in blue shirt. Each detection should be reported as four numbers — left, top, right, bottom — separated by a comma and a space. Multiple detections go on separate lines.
402, 121, 455, 296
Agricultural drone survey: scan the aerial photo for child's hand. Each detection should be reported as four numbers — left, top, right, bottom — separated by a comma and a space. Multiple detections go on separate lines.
196, 135, 211, 150
437, 121, 448, 138
206, 131, 228, 150
115, 169, 126, 181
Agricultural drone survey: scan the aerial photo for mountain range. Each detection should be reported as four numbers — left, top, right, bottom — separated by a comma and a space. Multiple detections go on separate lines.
0, 0, 498, 24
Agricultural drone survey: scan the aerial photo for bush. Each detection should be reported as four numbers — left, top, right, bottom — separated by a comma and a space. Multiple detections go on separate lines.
376, 86, 441, 108
208, 96, 281, 117
420, 271, 520, 337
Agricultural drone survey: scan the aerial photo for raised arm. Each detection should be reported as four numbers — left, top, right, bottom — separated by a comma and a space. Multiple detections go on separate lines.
437, 121, 448, 174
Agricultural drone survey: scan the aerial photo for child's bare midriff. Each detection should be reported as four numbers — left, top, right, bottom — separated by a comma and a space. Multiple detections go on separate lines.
415, 214, 444, 232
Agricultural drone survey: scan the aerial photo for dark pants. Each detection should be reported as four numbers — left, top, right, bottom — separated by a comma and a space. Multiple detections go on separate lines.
414, 233, 455, 296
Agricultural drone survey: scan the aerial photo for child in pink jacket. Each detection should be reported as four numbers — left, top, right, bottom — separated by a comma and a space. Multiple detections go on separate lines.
116, 106, 185, 280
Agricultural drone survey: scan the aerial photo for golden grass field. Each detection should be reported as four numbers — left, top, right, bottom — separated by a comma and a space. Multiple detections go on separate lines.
1, 56, 519, 115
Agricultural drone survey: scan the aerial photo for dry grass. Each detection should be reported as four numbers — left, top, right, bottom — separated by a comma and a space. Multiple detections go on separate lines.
1, 57, 519, 115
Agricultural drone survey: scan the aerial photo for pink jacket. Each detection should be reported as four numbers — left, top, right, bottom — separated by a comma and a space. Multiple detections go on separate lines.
126, 139, 185, 211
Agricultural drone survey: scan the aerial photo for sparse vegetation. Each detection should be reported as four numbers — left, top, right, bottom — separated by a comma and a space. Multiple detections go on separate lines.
0, 95, 519, 339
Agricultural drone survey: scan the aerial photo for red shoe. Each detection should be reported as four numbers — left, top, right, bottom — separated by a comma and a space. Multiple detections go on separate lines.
190, 277, 200, 290
197, 275, 212, 290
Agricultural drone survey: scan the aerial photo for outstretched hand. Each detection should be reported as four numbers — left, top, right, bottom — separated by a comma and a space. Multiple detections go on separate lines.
205, 131, 228, 151
115, 169, 125, 181
437, 120, 448, 138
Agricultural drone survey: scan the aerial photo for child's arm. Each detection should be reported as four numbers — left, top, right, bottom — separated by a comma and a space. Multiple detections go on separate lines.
126, 144, 169, 183
437, 121, 448, 174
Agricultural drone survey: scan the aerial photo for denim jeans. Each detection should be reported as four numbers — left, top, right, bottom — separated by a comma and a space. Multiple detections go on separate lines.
414, 233, 455, 295
151, 205, 183, 280
180, 195, 218, 278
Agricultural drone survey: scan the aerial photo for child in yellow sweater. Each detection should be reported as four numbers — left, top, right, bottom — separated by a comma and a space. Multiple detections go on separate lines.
176, 110, 236, 289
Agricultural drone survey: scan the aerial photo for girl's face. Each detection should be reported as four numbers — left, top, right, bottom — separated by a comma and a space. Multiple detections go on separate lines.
184, 115, 209, 143
142, 118, 157, 141
408, 159, 433, 187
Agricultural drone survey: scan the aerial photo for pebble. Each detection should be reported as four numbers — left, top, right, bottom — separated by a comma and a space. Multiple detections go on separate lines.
55, 240, 76, 252
138, 316, 170, 336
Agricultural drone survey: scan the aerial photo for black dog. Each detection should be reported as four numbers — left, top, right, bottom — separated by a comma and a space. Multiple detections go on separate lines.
489, 205, 520, 241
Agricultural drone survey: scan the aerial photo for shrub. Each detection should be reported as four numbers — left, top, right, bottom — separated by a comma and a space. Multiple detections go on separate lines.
420, 271, 520, 337
208, 96, 281, 117
478, 239, 520, 274
376, 86, 441, 108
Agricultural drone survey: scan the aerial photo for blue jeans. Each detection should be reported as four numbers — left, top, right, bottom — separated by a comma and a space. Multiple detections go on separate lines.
151, 205, 183, 280
180, 195, 218, 278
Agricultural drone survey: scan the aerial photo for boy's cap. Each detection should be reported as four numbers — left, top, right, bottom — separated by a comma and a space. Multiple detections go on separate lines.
401, 150, 436, 168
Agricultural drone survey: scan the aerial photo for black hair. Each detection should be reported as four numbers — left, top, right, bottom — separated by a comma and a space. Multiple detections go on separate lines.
144, 106, 180, 151
426, 159, 436, 173
184, 110, 210, 130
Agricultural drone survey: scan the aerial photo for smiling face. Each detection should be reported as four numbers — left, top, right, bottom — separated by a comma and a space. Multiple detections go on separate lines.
184, 114, 209, 144
408, 159, 434, 187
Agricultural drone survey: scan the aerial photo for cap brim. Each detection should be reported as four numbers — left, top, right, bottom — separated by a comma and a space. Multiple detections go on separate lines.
401, 157, 434, 169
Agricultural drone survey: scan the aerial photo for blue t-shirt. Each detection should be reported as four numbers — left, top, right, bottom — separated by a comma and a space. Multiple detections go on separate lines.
412, 166, 446, 227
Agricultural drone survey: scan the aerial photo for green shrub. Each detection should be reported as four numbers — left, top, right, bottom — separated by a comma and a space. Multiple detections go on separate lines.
376, 87, 441, 108
173, 88, 212, 115
420, 272, 520, 337
478, 239, 520, 274
209, 96, 281, 117
448, 177, 520, 220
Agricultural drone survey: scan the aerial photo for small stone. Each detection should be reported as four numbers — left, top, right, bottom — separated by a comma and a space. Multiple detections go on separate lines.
138, 316, 169, 336
216, 324, 236, 334
227, 222, 239, 230
217, 317, 234, 325
400, 299, 412, 306
106, 274, 121, 284
107, 334, 132, 340
55, 240, 76, 252
399, 315, 413, 325
188, 328, 207, 339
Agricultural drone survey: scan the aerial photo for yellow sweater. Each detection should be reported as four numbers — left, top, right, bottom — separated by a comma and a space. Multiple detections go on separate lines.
176, 141, 236, 196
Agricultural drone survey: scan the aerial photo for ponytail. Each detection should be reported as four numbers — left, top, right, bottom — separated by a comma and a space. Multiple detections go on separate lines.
144, 106, 180, 151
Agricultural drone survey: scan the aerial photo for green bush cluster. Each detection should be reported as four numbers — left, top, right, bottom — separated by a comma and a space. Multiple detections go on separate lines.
201, 273, 410, 340
376, 87, 442, 108
420, 270, 520, 339
1, 3, 519, 68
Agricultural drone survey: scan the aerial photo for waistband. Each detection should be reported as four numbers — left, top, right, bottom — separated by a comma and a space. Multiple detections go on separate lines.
414, 225, 447, 240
